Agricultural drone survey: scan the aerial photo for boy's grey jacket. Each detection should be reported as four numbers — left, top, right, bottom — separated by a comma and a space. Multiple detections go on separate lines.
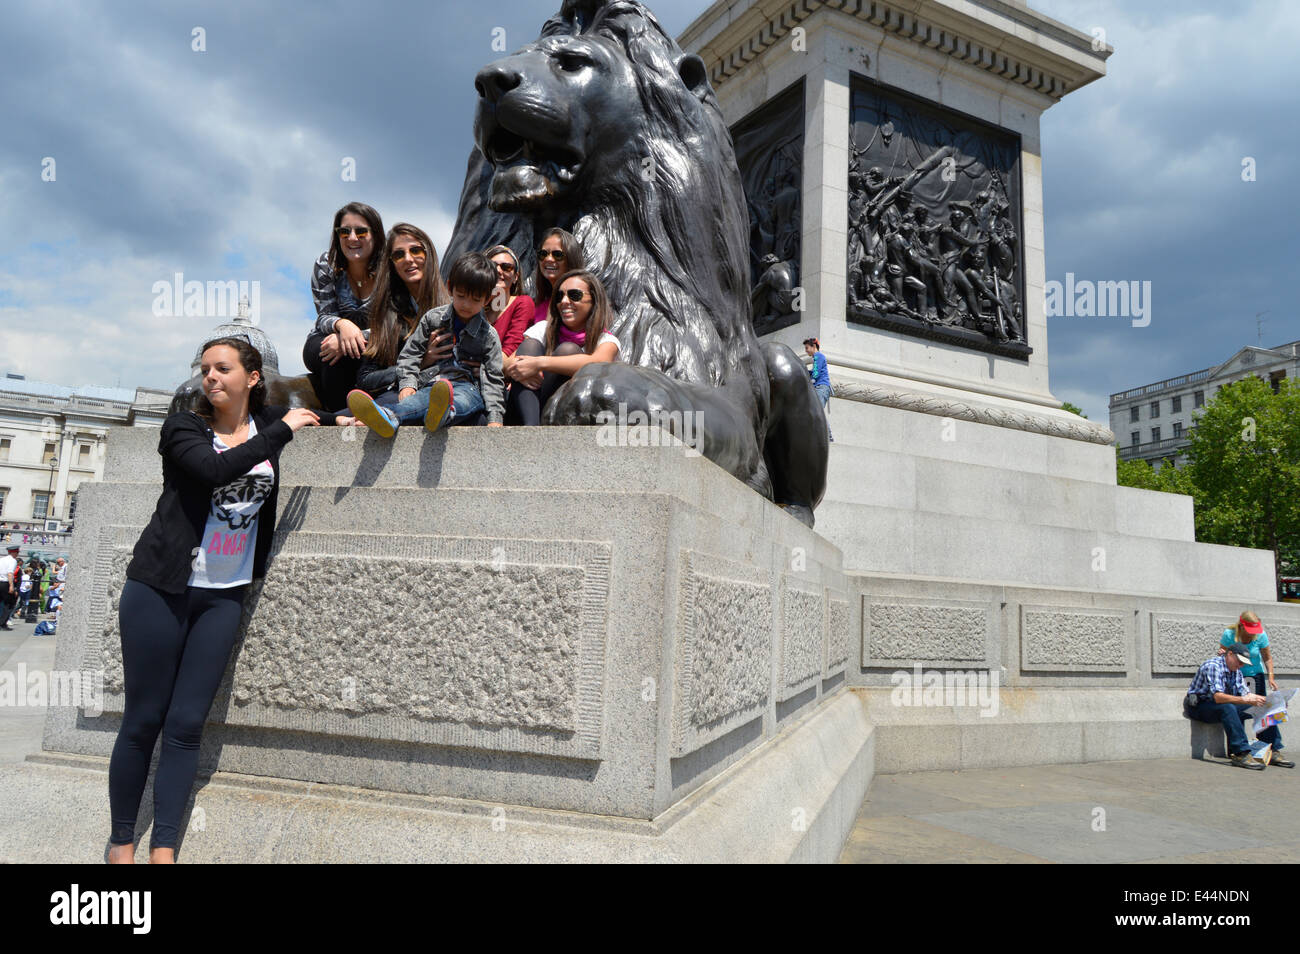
395, 303, 506, 424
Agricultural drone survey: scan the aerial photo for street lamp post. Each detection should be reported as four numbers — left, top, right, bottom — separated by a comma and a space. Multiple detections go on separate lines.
47, 457, 58, 524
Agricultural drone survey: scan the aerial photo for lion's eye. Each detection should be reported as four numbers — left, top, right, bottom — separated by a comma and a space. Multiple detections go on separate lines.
556, 52, 593, 73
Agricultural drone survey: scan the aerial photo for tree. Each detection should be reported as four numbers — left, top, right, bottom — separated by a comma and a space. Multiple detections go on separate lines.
1184, 376, 1300, 598
1115, 450, 1194, 495
1060, 401, 1087, 419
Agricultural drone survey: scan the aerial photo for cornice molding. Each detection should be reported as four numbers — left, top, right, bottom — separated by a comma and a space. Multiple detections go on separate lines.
832, 377, 1118, 445
682, 0, 1109, 103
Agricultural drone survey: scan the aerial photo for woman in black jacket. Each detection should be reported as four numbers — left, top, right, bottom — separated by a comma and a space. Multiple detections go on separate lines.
107, 336, 357, 864
301, 202, 385, 411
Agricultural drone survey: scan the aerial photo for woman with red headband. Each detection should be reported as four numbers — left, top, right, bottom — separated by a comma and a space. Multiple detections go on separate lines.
1221, 611, 1277, 695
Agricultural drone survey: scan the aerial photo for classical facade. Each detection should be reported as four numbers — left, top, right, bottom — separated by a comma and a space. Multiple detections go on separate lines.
0, 375, 172, 530
1111, 339, 1300, 467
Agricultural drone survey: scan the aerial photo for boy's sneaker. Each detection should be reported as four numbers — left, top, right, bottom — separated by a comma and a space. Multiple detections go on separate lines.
1229, 752, 1266, 770
347, 389, 397, 438
1270, 751, 1295, 768
425, 380, 453, 433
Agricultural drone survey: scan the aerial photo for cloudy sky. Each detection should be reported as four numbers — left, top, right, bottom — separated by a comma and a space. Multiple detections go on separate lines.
2, 0, 1296, 424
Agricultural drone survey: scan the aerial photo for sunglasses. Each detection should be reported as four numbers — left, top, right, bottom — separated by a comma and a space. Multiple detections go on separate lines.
495, 261, 517, 274
337, 226, 371, 238
537, 248, 566, 261
391, 245, 427, 263
560, 288, 589, 303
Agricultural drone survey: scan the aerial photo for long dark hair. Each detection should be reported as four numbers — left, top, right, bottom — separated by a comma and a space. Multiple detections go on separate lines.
545, 270, 612, 356
327, 202, 385, 276
366, 223, 450, 366
193, 337, 267, 423
533, 227, 585, 303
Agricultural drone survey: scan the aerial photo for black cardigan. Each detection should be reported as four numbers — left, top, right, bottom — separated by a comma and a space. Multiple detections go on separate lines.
126, 405, 336, 594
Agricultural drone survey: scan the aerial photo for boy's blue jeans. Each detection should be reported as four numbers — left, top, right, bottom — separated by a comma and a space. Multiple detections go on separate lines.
388, 378, 485, 428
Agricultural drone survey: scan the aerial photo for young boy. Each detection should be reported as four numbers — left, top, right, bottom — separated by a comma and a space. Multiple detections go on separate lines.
803, 337, 833, 442
348, 252, 505, 436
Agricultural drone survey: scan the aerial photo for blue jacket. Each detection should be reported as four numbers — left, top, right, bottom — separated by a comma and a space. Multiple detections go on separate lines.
809, 351, 830, 389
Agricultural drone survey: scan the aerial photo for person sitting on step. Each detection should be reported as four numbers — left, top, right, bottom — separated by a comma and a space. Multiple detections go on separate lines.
505, 270, 621, 427
347, 252, 505, 435
1185, 641, 1292, 769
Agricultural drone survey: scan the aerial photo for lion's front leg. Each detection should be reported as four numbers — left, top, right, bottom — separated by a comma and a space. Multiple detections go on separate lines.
543, 363, 765, 493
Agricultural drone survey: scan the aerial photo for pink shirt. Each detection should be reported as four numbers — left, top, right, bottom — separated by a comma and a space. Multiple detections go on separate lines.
491, 296, 535, 357
530, 296, 550, 327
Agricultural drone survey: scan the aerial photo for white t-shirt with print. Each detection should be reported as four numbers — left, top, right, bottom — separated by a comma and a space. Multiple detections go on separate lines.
522, 322, 620, 353
187, 418, 276, 589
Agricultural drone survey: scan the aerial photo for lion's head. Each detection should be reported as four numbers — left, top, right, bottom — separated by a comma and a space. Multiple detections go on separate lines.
462, 0, 763, 398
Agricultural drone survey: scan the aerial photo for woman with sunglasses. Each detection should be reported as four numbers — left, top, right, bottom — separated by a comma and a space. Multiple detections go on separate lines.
527, 228, 585, 327
355, 224, 452, 406
506, 270, 620, 426
302, 202, 385, 411
483, 245, 534, 374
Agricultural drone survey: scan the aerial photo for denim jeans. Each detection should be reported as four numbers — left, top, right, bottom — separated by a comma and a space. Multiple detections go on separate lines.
1190, 699, 1282, 754
388, 378, 485, 428
814, 382, 833, 439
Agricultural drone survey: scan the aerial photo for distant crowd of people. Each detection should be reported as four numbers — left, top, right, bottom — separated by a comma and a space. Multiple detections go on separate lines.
0, 528, 66, 547
0, 546, 67, 632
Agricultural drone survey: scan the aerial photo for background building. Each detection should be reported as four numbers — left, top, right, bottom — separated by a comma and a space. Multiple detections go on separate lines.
1111, 339, 1300, 468
0, 374, 172, 536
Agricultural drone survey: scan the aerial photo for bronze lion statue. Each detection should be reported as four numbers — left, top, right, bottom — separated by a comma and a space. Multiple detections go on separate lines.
446, 0, 828, 525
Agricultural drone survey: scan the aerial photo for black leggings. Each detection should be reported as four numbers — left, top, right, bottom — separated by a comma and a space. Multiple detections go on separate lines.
303, 330, 362, 413
108, 579, 246, 850
505, 339, 581, 426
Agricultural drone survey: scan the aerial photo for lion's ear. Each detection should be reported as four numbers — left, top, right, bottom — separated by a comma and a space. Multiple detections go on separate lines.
677, 54, 710, 101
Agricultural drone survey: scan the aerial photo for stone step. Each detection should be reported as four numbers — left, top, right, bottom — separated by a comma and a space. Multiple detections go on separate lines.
816, 499, 1276, 601
825, 397, 1118, 485
0, 690, 874, 863
855, 688, 1231, 774
824, 443, 1193, 541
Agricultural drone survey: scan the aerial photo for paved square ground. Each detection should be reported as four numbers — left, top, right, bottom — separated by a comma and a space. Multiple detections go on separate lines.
6, 625, 1295, 863
840, 759, 1300, 863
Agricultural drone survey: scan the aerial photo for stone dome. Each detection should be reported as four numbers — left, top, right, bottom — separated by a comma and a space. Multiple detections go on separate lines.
189, 312, 280, 377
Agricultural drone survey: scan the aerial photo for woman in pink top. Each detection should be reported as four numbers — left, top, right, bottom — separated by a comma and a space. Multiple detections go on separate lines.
506, 270, 621, 426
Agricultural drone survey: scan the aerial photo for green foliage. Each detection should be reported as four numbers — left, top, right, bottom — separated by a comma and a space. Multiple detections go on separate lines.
1115, 451, 1193, 494
1060, 401, 1087, 419
1185, 377, 1300, 581
1114, 376, 1300, 592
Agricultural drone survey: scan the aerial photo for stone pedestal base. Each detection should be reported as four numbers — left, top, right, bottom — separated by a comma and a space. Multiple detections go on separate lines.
1, 691, 874, 864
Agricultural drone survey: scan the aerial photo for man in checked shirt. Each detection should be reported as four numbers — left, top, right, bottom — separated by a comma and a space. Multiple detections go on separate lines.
1185, 641, 1292, 770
